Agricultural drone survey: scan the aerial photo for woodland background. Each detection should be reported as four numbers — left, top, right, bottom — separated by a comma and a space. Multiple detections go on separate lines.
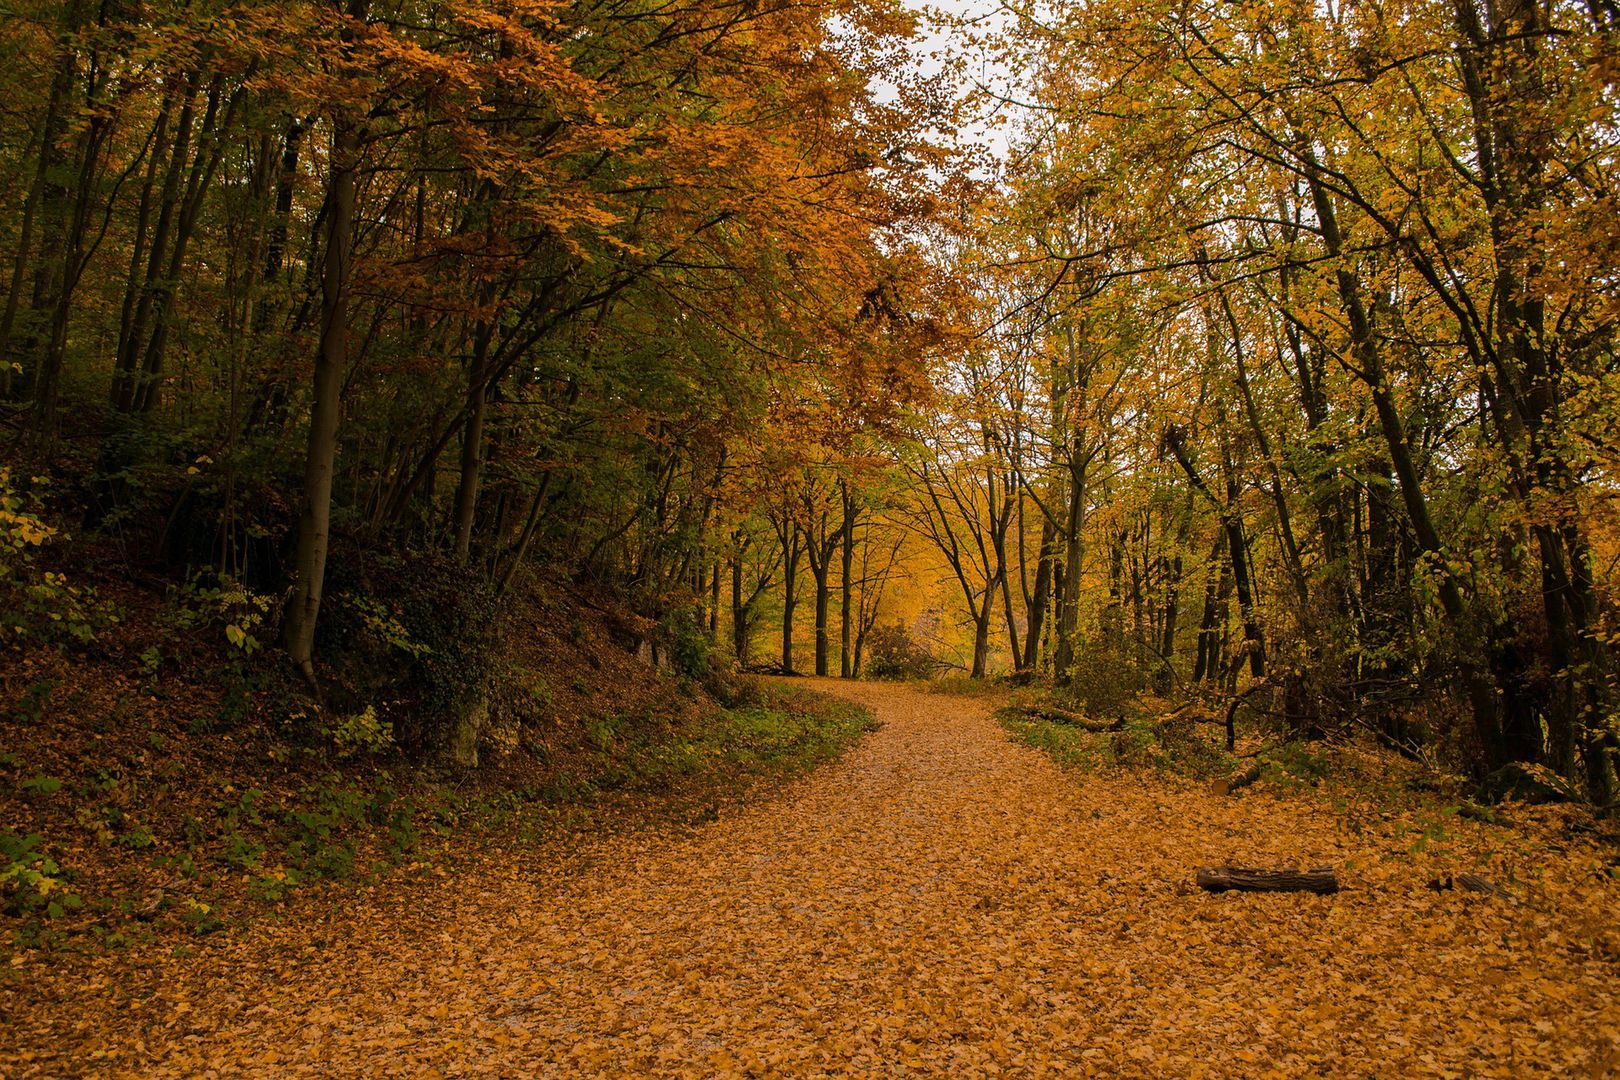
1, 0, 1617, 890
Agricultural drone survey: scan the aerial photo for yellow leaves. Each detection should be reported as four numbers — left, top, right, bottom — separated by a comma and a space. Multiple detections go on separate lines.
12, 519, 54, 547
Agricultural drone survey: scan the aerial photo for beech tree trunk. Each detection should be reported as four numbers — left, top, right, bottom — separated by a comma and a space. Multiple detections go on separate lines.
812, 567, 830, 676
732, 553, 749, 663
780, 534, 801, 675
970, 607, 990, 679
1022, 512, 1056, 672
452, 315, 495, 560
284, 27, 365, 674
839, 483, 856, 678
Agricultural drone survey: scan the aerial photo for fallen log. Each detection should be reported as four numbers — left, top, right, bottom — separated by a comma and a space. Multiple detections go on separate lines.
1025, 705, 1125, 733
1458, 873, 1508, 897
1211, 762, 1263, 796
1427, 873, 1511, 899
1195, 866, 1339, 895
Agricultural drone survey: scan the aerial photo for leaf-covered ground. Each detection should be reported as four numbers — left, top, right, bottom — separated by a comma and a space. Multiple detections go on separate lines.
8, 680, 1619, 1076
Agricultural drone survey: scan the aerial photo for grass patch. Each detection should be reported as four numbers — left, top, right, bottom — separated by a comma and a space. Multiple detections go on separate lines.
627, 686, 877, 793
996, 700, 1233, 780
998, 708, 1104, 770
3, 675, 875, 952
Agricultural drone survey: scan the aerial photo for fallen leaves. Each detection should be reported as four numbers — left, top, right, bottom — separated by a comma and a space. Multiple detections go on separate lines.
4, 679, 1618, 1076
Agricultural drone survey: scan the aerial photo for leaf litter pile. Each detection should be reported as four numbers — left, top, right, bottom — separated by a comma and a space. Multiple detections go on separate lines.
8, 680, 1619, 1076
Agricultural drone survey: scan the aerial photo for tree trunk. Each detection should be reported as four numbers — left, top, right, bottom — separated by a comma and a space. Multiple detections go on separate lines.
970, 606, 990, 679
813, 568, 830, 676
20, 0, 89, 412
284, 34, 365, 675
1157, 553, 1182, 693
1222, 471, 1265, 679
731, 553, 749, 664
132, 74, 242, 414
495, 470, 552, 597
1165, 426, 1263, 678
1022, 512, 1056, 672
1302, 165, 1510, 766
1054, 455, 1087, 682
708, 558, 721, 643
781, 542, 800, 675
452, 315, 495, 559
839, 485, 856, 678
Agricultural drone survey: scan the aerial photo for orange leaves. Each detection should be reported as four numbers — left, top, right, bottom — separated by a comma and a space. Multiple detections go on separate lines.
20, 679, 1616, 1074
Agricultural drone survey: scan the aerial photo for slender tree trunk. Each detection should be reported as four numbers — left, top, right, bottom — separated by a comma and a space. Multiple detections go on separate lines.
35, 109, 109, 438
839, 485, 856, 677
1194, 533, 1226, 683
1222, 468, 1265, 678
1303, 165, 1514, 766
284, 25, 365, 675
452, 315, 496, 559
134, 74, 246, 414
812, 566, 830, 676
1165, 426, 1264, 678
1158, 553, 1182, 688
781, 565, 797, 674
20, 0, 88, 408
1023, 512, 1056, 672
495, 470, 552, 597
244, 116, 309, 432
731, 552, 748, 663
1104, 530, 1125, 650
708, 558, 721, 643
971, 605, 990, 679
0, 119, 54, 399
1054, 455, 1087, 682
778, 527, 801, 675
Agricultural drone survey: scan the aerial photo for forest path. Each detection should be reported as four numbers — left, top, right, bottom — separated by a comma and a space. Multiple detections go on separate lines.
32, 679, 1620, 1076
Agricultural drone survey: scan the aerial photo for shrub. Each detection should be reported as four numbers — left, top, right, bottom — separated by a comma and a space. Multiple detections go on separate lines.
319, 549, 498, 757
1054, 646, 1146, 717
319, 705, 395, 757
656, 604, 711, 680
1, 832, 82, 919
161, 570, 276, 656
0, 469, 108, 644
864, 624, 937, 679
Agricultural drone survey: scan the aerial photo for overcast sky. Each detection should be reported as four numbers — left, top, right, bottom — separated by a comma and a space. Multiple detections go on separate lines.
858, 0, 1026, 170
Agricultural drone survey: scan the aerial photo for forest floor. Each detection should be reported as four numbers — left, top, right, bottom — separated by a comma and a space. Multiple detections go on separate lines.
7, 679, 1620, 1077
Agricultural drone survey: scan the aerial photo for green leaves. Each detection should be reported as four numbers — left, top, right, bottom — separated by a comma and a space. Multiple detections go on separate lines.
1, 830, 81, 919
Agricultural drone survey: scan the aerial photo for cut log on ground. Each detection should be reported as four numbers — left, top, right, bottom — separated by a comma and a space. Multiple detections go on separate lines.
1212, 763, 1263, 796
1195, 866, 1339, 895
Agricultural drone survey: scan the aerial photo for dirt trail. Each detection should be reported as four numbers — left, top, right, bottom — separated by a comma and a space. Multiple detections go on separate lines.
18, 679, 1620, 1076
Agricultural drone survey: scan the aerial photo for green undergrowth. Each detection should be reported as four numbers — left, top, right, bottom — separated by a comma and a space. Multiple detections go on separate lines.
996, 703, 1235, 778
995, 688, 1594, 855
1001, 678, 1398, 785
502, 683, 876, 812
2, 681, 873, 953
999, 699, 1399, 790
626, 691, 878, 793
